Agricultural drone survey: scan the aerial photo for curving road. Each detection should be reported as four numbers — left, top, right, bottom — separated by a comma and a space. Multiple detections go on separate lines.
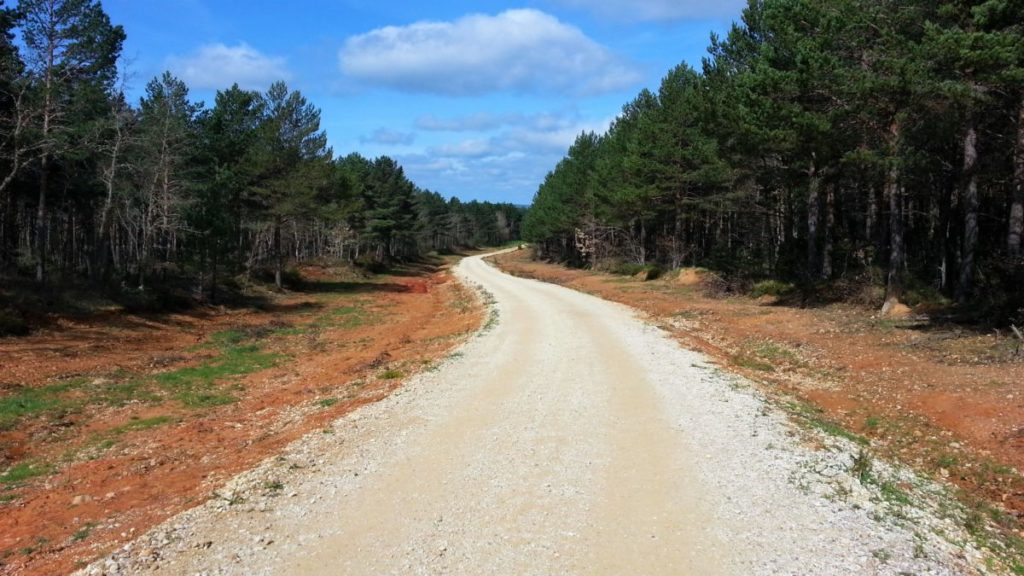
84, 252, 979, 575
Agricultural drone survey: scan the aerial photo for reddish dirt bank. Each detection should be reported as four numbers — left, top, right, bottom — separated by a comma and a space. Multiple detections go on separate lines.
0, 260, 481, 575
491, 250, 1024, 525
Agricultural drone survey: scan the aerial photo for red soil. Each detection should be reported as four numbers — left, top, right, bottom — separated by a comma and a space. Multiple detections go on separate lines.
0, 262, 481, 575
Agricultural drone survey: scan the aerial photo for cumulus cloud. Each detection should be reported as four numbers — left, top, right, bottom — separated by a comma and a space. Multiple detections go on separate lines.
167, 43, 290, 90
360, 128, 416, 146
549, 0, 746, 21
404, 114, 613, 201
339, 9, 641, 96
435, 116, 611, 156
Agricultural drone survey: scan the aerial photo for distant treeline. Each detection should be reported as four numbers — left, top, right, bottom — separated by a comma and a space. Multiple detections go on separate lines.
0, 0, 523, 299
523, 0, 1022, 320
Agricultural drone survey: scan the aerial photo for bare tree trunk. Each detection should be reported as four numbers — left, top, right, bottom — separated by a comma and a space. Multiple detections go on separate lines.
806, 159, 821, 279
882, 165, 904, 313
1010, 99, 1024, 257
210, 238, 219, 303
822, 183, 835, 279
882, 119, 905, 314
638, 219, 646, 265
35, 4, 58, 284
274, 216, 283, 289
957, 122, 979, 303
34, 154, 48, 283
95, 105, 126, 283
937, 173, 956, 294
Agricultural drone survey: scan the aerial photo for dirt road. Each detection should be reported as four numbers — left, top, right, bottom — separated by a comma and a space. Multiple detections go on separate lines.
82, 253, 985, 575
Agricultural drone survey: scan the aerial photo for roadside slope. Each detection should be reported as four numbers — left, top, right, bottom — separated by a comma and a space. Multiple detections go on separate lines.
82, 253, 986, 575
0, 260, 479, 576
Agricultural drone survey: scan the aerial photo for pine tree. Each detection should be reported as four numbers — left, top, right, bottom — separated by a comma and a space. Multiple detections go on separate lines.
18, 0, 124, 282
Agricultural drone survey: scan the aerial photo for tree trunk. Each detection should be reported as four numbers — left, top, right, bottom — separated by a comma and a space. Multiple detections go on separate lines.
806, 160, 821, 279
957, 122, 979, 303
95, 120, 123, 283
34, 154, 48, 283
937, 172, 956, 294
882, 119, 905, 314
274, 217, 283, 289
35, 7, 57, 284
882, 168, 904, 313
639, 219, 647, 265
822, 183, 835, 280
211, 238, 219, 304
1010, 99, 1024, 257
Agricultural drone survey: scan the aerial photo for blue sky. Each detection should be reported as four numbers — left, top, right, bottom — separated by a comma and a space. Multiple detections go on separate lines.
103, 0, 746, 205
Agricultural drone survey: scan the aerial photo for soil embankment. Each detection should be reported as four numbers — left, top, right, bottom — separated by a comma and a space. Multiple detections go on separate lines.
0, 258, 481, 575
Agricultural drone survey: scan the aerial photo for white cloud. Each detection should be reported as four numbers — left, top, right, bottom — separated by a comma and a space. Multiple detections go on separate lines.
360, 128, 416, 145
339, 9, 641, 96
166, 43, 290, 90
549, 0, 746, 21
432, 139, 494, 158
416, 111, 578, 133
403, 114, 612, 201
423, 115, 612, 162
416, 113, 508, 132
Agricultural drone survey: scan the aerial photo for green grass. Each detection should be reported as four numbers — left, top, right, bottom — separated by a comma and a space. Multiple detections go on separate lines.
0, 358, 236, 431
209, 329, 248, 346
317, 398, 339, 408
850, 449, 874, 484
0, 462, 52, 486
71, 522, 97, 543
95, 378, 161, 407
731, 339, 802, 373
379, 369, 404, 380
811, 418, 869, 445
109, 415, 175, 435
0, 381, 84, 430
789, 402, 870, 446
271, 326, 309, 337
751, 341, 799, 363
314, 305, 374, 329
262, 480, 284, 493
879, 481, 912, 506
155, 344, 279, 408
731, 354, 776, 372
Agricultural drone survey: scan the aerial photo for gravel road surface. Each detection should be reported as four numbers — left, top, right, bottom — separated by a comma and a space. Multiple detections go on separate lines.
81, 252, 986, 575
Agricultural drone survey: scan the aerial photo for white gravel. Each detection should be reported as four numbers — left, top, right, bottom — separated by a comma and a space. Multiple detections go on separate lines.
78, 252, 990, 575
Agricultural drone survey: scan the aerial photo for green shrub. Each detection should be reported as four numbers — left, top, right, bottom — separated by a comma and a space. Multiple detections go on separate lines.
750, 280, 795, 298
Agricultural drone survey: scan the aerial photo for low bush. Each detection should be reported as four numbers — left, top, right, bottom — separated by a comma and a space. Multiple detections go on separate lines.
607, 261, 663, 281
750, 280, 796, 298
